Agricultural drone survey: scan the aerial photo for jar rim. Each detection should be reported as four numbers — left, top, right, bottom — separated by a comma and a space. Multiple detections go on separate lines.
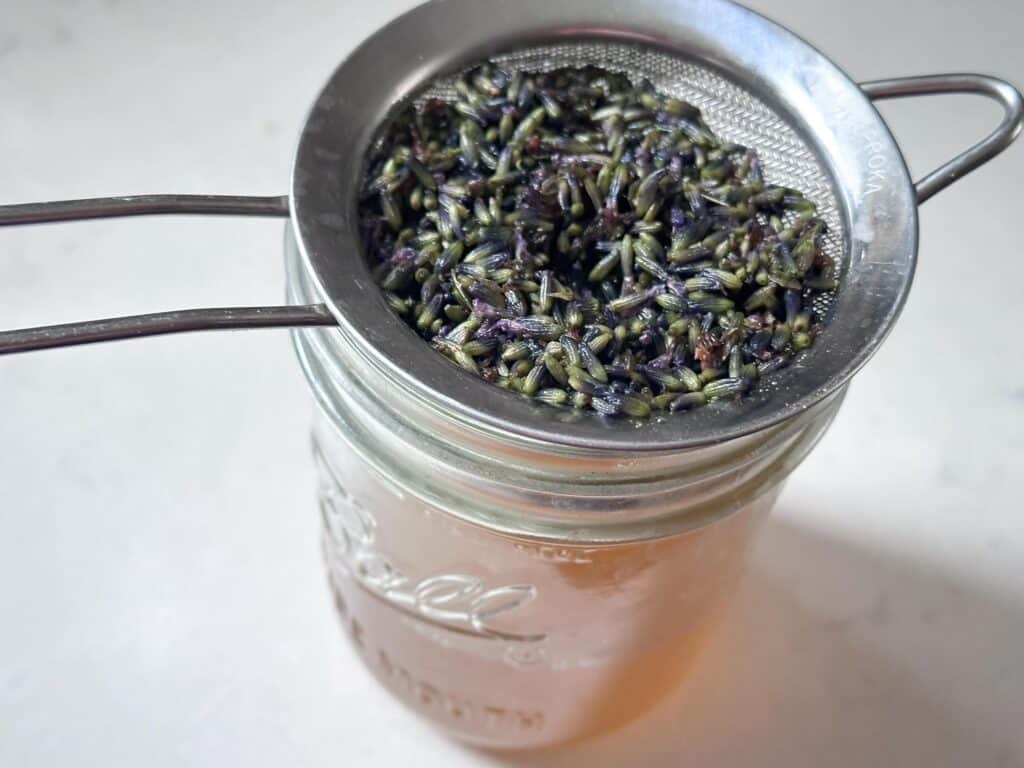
288, 229, 845, 543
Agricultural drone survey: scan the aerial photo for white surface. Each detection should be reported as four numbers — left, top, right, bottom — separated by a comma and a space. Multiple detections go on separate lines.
1, 0, 1022, 765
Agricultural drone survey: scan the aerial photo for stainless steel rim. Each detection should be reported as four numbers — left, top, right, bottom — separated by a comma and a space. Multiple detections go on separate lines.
290, 0, 914, 452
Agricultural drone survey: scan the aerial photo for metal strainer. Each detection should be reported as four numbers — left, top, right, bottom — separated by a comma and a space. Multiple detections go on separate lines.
1, 0, 1021, 452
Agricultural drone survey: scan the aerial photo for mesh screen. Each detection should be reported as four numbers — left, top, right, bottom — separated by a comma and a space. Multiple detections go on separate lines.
415, 42, 845, 392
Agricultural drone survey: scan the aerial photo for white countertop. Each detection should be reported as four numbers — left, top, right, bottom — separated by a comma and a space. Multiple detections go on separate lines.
1, 1, 1022, 765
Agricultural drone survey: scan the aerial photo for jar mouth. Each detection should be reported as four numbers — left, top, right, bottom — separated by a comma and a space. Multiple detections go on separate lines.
287, 228, 845, 542
289, 0, 916, 453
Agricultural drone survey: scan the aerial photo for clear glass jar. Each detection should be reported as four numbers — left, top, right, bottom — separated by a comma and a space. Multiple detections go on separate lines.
286, 229, 845, 749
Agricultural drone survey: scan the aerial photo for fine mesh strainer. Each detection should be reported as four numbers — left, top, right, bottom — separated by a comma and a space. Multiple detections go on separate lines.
1, 0, 1021, 451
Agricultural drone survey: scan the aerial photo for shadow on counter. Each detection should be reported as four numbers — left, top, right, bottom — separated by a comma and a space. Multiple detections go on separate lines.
477, 514, 1024, 767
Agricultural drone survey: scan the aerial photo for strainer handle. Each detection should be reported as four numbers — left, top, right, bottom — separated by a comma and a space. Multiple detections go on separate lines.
0, 194, 338, 354
861, 74, 1024, 204
0, 306, 337, 355
0, 194, 291, 225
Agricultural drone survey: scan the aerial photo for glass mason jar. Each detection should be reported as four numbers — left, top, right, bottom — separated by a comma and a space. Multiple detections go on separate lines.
285, 229, 844, 749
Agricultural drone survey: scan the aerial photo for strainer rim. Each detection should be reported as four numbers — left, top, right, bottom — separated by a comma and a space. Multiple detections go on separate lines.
289, 0, 917, 452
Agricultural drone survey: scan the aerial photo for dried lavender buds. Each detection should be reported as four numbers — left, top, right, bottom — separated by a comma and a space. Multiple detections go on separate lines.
358, 64, 838, 418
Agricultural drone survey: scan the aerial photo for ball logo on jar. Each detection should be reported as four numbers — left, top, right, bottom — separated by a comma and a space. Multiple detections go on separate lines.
315, 443, 546, 646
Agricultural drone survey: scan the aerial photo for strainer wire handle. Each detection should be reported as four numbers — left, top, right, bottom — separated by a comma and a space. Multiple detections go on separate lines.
0, 306, 338, 355
860, 73, 1024, 204
0, 194, 292, 225
0, 194, 337, 354
4, 73, 1021, 355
